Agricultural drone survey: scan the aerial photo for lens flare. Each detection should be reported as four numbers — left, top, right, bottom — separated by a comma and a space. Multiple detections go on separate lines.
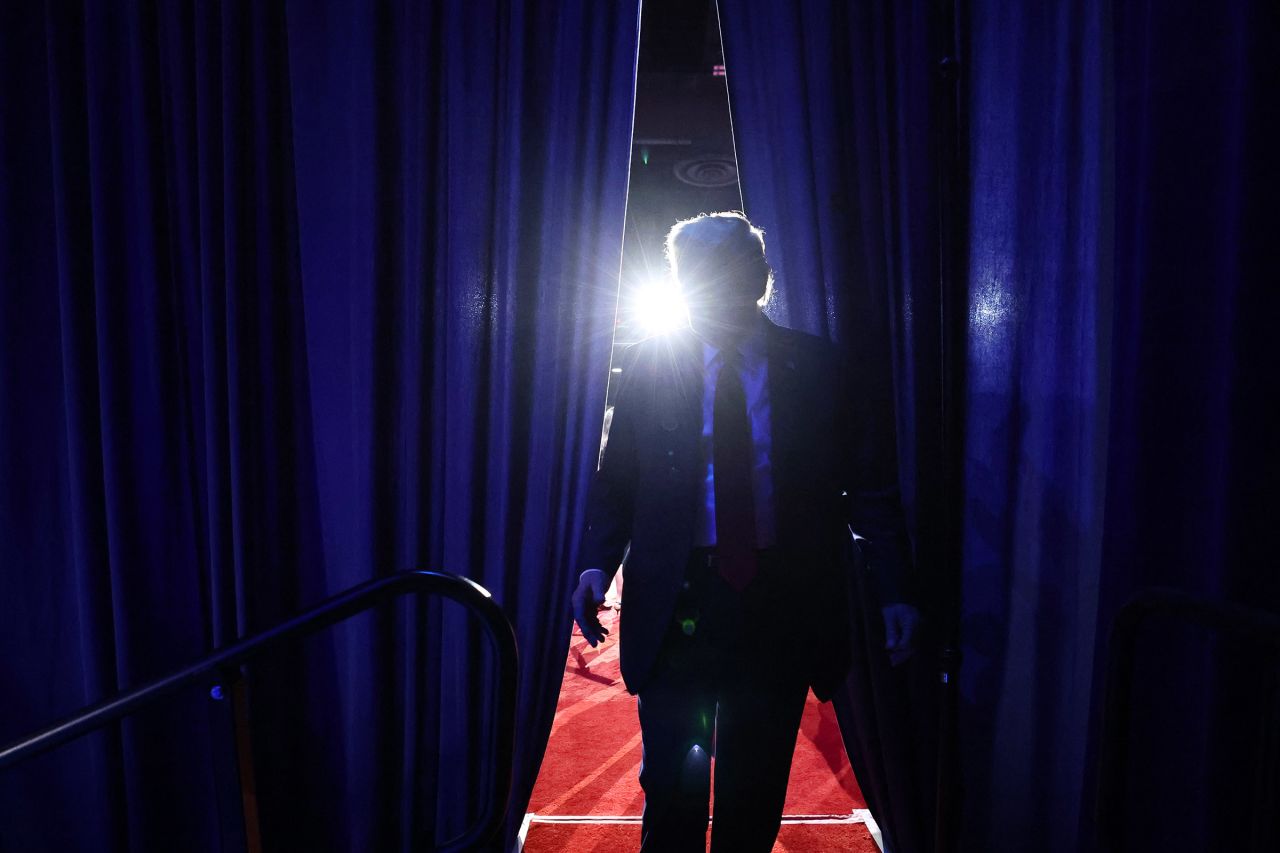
631, 281, 689, 335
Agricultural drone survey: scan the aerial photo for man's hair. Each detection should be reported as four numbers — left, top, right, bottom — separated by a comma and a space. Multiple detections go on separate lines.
664, 211, 774, 306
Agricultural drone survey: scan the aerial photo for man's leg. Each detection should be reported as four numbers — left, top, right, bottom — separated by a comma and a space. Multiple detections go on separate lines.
706, 548, 811, 850
636, 625, 718, 853
708, 648, 809, 852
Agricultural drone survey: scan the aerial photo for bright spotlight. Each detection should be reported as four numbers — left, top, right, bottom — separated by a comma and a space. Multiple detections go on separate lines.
632, 281, 688, 335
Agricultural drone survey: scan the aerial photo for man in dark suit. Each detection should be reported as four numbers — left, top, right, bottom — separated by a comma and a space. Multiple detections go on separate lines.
571, 211, 918, 852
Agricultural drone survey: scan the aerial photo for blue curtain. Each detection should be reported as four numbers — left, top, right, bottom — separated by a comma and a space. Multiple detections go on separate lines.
0, 1, 639, 850
718, 2, 942, 851
960, 1, 1111, 850
1094, 1, 1279, 850
1, 2, 321, 849
964, 1, 1279, 851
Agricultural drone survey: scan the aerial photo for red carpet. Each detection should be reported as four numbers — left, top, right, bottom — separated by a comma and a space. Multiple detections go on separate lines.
524, 600, 879, 850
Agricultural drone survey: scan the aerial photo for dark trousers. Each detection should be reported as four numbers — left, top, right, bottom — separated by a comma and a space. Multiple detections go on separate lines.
636, 548, 809, 853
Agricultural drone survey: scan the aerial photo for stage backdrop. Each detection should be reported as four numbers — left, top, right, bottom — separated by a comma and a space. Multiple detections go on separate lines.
1, 1, 639, 851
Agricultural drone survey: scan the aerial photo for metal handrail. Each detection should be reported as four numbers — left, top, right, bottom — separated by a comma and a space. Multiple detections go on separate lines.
0, 570, 518, 853
1096, 586, 1280, 852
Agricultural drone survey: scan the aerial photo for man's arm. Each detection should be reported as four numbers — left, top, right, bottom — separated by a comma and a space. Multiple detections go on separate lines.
573, 346, 641, 646
835, 348, 920, 664
579, 350, 640, 586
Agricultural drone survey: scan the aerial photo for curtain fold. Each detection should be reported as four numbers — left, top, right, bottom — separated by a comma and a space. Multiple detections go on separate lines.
717, 3, 943, 851
959, 2, 1111, 850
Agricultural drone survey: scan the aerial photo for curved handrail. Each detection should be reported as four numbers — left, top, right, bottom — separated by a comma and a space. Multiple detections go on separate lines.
1096, 586, 1280, 852
0, 570, 518, 853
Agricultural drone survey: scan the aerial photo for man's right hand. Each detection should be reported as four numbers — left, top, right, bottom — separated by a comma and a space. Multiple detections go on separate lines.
572, 569, 610, 647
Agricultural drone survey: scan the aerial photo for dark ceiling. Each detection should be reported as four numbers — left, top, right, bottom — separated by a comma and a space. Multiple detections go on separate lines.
637, 0, 724, 73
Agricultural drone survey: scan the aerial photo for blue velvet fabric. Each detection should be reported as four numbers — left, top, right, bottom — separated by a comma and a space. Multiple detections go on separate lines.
1094, 1, 1280, 850
0, 2, 639, 850
1, 3, 321, 849
963, 1, 1279, 851
960, 2, 1112, 849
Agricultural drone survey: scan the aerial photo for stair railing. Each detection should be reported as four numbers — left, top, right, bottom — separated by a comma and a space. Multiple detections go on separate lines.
1096, 586, 1280, 852
0, 570, 518, 853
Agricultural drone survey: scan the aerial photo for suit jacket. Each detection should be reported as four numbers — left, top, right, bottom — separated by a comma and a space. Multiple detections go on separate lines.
579, 318, 912, 701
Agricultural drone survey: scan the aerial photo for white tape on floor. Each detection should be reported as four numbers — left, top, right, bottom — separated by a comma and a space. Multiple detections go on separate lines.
517, 809, 884, 852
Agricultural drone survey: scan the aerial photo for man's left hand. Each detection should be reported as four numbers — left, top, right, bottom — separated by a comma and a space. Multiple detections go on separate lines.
882, 603, 921, 666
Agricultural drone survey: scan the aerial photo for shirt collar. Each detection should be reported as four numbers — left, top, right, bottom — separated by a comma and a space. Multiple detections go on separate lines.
701, 312, 767, 369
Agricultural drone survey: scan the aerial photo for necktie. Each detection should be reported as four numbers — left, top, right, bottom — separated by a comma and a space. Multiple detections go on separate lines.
713, 348, 758, 592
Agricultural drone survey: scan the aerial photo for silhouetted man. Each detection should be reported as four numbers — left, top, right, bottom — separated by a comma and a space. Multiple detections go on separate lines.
572, 211, 918, 852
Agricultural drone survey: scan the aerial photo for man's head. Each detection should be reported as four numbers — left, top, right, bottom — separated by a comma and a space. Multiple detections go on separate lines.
664, 211, 773, 340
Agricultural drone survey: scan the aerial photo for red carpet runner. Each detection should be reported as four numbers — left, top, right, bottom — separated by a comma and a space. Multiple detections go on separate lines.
524, 604, 881, 851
